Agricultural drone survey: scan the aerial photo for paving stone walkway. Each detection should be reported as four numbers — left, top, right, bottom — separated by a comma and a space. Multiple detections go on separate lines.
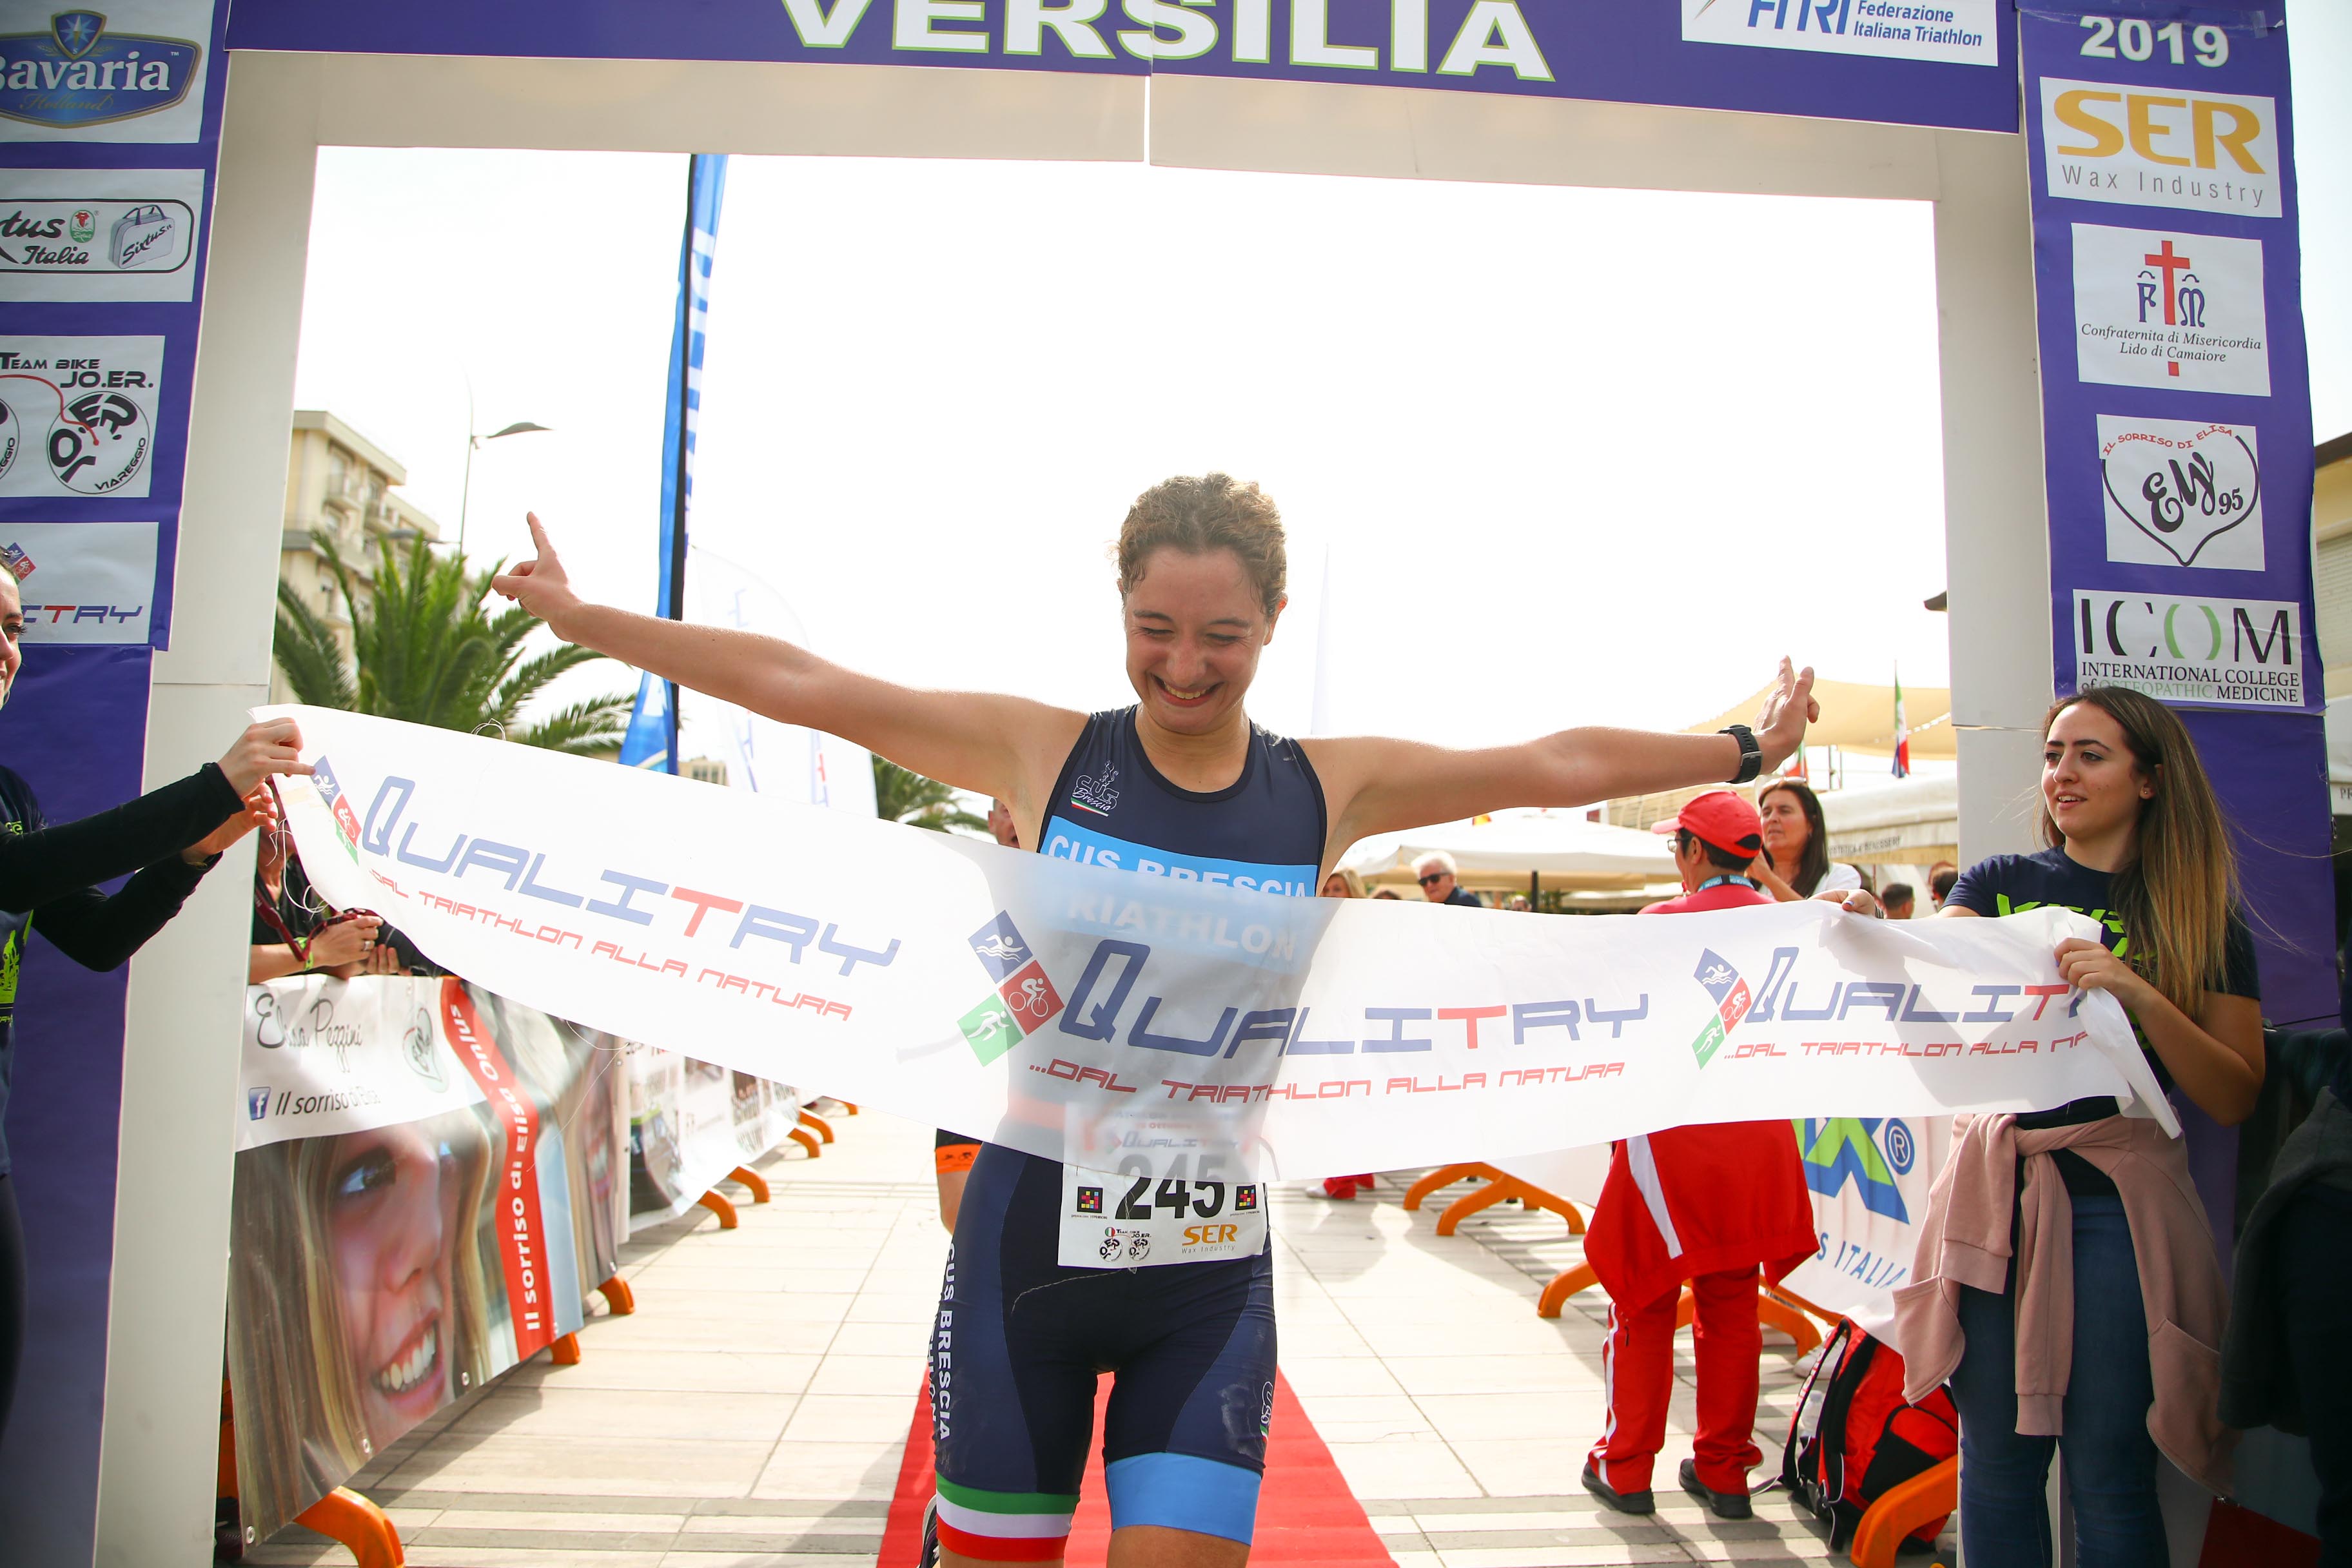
245, 1112, 1917, 1567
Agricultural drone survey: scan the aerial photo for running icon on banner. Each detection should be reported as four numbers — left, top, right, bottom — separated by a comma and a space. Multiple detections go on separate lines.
960, 912, 1064, 1065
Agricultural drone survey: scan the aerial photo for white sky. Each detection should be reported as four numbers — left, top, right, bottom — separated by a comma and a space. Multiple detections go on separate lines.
290, 39, 2348, 757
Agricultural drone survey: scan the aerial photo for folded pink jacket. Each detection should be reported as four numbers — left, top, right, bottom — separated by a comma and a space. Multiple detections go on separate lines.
1890, 1111, 2232, 1495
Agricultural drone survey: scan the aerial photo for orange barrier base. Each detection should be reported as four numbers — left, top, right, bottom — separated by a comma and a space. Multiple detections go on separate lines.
1435, 1169, 1584, 1237
598, 1273, 636, 1315
1537, 1265, 1819, 1353
789, 1126, 821, 1158
1848, 1454, 1957, 1568
296, 1486, 406, 1568
549, 1331, 582, 1366
1403, 1163, 1482, 1211
1537, 1262, 1597, 1319
798, 1108, 836, 1144
698, 1188, 740, 1229
840, 1101, 859, 1114
728, 1164, 772, 1203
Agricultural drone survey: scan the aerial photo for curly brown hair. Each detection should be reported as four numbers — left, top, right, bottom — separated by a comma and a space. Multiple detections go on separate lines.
1115, 473, 1288, 615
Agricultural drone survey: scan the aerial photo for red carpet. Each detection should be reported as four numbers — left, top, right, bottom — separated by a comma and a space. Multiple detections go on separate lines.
878, 1371, 1390, 1567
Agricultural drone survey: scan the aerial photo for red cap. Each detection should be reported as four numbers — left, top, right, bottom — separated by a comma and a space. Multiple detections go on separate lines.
1663, 790, 1765, 861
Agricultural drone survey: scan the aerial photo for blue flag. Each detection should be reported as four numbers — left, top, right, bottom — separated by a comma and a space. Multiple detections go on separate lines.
620, 153, 728, 772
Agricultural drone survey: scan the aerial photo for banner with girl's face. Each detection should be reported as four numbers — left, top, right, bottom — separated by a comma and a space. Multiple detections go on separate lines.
226, 977, 630, 1542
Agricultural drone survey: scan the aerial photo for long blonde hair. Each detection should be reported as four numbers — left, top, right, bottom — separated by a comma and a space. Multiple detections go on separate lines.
2040, 687, 2237, 1015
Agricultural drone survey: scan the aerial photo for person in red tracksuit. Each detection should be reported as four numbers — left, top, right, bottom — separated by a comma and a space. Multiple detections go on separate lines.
1581, 790, 1816, 1522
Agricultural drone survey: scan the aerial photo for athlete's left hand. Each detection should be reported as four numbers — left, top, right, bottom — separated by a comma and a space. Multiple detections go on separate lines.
1752, 658, 1820, 773
2056, 937, 2148, 1007
185, 786, 277, 864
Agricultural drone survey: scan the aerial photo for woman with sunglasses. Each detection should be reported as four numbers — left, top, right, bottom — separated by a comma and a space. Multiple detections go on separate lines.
495, 476, 1816, 1568
0, 564, 312, 1440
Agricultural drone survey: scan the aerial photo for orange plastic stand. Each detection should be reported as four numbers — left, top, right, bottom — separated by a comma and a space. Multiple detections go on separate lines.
789, 1126, 822, 1158
549, 1331, 583, 1365
840, 1101, 859, 1114
1434, 1169, 1584, 1237
598, 1273, 636, 1315
295, 1485, 406, 1568
728, 1164, 772, 1203
698, 1188, 740, 1228
1848, 1453, 1957, 1567
798, 1108, 836, 1144
1403, 1162, 1482, 1211
1537, 1262, 1598, 1318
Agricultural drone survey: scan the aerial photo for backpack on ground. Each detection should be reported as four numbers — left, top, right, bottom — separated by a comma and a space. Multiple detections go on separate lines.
1780, 1317, 1957, 1552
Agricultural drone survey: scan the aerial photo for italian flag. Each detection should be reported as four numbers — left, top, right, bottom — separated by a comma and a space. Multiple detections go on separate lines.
1892, 669, 1910, 779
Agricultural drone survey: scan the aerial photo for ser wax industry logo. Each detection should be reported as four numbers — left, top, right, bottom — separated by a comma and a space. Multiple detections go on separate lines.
0, 12, 201, 131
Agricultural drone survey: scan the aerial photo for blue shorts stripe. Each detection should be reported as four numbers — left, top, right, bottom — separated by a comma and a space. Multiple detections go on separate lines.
1103, 1453, 1262, 1544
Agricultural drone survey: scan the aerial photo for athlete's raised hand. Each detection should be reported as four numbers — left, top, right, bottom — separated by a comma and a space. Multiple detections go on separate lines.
490, 513, 584, 638
1752, 658, 1818, 773
219, 717, 311, 796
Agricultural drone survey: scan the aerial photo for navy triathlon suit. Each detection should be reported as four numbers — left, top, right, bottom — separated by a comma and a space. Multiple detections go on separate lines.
929, 708, 1324, 1560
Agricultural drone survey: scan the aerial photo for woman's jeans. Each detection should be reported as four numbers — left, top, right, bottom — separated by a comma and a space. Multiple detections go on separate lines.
1948, 1191, 2168, 1568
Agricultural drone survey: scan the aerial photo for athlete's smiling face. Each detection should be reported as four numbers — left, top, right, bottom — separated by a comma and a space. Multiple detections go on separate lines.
1122, 547, 1282, 736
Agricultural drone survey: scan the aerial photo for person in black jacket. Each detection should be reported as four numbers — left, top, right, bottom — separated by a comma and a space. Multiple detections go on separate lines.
0, 564, 312, 1439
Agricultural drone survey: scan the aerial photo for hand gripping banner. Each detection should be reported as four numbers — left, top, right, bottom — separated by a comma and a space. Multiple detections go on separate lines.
268, 707, 2175, 1186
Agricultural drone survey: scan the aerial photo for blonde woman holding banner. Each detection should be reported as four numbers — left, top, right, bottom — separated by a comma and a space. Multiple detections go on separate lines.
1887, 687, 2260, 1568
493, 474, 1818, 1568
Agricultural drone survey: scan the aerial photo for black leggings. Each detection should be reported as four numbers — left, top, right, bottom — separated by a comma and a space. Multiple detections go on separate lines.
0, 1175, 22, 1443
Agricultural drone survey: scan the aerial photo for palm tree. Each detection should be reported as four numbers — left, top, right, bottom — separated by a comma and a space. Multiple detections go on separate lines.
274, 534, 632, 755
872, 755, 987, 834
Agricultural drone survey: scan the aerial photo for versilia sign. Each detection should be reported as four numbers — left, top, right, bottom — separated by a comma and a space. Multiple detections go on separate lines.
270, 707, 2173, 1184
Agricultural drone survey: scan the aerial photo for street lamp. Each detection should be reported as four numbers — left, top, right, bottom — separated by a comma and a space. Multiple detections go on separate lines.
458, 414, 551, 557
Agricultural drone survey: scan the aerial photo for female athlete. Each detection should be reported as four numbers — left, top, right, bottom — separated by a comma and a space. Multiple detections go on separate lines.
494, 473, 1816, 1568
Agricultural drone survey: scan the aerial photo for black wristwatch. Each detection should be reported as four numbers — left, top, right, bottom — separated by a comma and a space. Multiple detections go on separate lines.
1719, 723, 1762, 785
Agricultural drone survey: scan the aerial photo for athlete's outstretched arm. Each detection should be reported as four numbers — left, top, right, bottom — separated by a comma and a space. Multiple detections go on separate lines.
490, 515, 1082, 806
1306, 659, 1818, 862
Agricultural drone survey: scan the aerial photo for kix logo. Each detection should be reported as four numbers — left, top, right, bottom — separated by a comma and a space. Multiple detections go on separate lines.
2040, 79, 2278, 218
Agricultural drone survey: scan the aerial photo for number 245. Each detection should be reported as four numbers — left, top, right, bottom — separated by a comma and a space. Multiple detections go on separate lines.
2081, 16, 2230, 67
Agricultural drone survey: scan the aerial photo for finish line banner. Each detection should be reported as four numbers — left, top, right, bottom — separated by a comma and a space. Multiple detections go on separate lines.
267, 707, 2172, 1183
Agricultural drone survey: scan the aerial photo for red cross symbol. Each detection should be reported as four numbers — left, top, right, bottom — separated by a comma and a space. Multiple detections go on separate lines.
2143, 239, 2193, 327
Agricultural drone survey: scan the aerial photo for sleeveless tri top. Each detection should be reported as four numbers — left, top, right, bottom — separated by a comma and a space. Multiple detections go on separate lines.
1036, 707, 1326, 898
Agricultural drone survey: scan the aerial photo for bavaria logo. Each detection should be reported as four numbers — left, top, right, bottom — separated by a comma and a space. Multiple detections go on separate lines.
957, 910, 1064, 1066
1794, 1117, 1914, 1222
0, 13, 201, 131
1687, 947, 1753, 1068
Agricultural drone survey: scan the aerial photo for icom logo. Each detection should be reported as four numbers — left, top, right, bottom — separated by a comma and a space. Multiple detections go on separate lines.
2041, 80, 2277, 217
2073, 589, 2304, 709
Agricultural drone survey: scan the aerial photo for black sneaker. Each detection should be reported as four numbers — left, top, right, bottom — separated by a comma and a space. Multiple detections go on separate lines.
1580, 1462, 1655, 1516
1679, 1458, 1754, 1520
919, 1494, 941, 1568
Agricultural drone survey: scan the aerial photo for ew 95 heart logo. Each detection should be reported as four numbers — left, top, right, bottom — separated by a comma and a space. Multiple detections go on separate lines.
2099, 416, 2263, 572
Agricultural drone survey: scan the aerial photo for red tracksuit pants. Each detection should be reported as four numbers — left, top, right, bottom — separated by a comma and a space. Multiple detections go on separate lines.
1588, 1265, 1763, 1494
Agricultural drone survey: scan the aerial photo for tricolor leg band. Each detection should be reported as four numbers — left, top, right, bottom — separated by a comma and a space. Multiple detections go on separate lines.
932, 1478, 1076, 1562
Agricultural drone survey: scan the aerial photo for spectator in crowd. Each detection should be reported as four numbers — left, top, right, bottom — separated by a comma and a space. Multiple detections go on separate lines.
1750, 778, 1861, 902
1320, 868, 1363, 899
1415, 850, 1482, 907
249, 825, 393, 983
1371, 888, 1402, 900
1881, 881, 1916, 920
1504, 894, 1532, 912
1892, 687, 2255, 1566
1930, 863, 1959, 910
1585, 791, 1814, 1520
934, 799, 1021, 1230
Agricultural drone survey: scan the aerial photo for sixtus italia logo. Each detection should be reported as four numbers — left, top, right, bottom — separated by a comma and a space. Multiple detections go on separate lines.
1688, 947, 1755, 1068
959, 911, 1066, 1066
2097, 415, 2262, 571
0, 12, 200, 132
2074, 588, 2303, 709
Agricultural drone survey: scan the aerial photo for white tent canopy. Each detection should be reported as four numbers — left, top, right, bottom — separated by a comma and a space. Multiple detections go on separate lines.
1819, 775, 1961, 868
1338, 810, 1675, 894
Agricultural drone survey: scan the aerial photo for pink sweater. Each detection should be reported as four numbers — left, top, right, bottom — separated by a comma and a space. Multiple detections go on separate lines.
1891, 1112, 2233, 1495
